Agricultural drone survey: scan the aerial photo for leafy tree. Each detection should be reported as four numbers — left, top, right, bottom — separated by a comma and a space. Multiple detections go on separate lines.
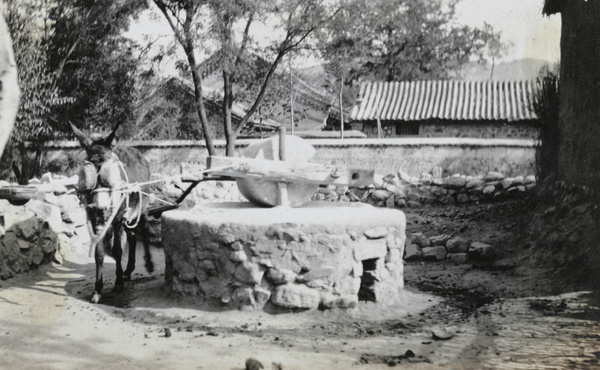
1, 0, 72, 182
153, 0, 341, 156
47, 0, 148, 133
1, 0, 147, 181
317, 0, 505, 135
532, 65, 560, 182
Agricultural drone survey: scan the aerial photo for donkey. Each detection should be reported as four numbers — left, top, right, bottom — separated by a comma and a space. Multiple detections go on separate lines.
70, 123, 153, 303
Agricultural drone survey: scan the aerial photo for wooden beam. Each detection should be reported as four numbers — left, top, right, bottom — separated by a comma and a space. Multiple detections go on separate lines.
206, 156, 374, 187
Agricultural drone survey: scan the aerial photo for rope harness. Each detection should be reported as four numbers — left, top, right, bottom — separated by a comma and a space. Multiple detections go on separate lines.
82, 155, 233, 256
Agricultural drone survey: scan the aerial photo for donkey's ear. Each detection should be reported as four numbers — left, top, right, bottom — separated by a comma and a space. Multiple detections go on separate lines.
102, 124, 120, 147
69, 122, 93, 148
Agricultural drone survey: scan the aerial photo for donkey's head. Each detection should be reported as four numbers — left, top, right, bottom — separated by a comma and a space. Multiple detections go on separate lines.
70, 122, 127, 233
70, 122, 119, 168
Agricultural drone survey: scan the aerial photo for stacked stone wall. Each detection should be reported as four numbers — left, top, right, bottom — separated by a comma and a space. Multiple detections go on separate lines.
161, 204, 406, 311
0, 179, 91, 279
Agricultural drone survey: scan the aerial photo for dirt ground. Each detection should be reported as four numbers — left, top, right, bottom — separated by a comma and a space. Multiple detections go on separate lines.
1, 198, 599, 370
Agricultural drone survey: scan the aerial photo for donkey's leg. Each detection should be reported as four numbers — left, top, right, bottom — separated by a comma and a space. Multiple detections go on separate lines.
91, 242, 105, 304
123, 228, 137, 281
143, 239, 154, 274
113, 221, 125, 290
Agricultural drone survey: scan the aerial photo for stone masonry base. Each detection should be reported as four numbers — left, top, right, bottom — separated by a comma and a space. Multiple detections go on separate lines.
161, 202, 406, 311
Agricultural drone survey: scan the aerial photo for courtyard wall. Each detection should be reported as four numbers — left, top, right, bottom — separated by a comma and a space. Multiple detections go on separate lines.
41, 137, 535, 179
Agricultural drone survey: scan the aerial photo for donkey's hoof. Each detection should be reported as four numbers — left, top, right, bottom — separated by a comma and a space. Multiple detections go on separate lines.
123, 273, 131, 282
91, 292, 101, 303
114, 282, 125, 292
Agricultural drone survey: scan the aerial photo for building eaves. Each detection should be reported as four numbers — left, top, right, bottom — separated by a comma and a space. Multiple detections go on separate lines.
350, 80, 538, 122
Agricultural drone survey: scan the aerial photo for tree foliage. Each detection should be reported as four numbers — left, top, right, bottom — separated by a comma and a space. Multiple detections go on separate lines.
2, 0, 70, 144
153, 0, 341, 155
47, 0, 147, 133
532, 65, 560, 182
1, 0, 146, 181
318, 0, 504, 83
2, 0, 73, 181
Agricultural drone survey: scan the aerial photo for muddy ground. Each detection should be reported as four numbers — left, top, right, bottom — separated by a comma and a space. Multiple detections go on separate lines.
1, 198, 599, 369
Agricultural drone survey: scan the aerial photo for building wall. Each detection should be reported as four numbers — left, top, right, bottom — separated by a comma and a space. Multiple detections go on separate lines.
41, 138, 535, 179
558, 1, 600, 191
350, 120, 539, 139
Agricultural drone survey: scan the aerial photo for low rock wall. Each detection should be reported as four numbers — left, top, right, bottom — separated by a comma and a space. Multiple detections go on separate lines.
314, 171, 537, 207
161, 202, 406, 311
0, 182, 91, 279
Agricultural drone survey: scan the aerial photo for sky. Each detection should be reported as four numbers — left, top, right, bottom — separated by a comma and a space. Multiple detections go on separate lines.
127, 0, 562, 69
455, 0, 561, 63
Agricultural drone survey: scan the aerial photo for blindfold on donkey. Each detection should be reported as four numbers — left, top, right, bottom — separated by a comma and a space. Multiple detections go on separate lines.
70, 122, 154, 304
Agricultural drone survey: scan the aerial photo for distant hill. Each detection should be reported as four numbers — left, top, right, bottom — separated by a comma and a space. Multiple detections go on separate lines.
459, 58, 554, 81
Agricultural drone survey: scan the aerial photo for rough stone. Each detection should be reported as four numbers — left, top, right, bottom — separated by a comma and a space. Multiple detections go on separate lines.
253, 286, 271, 307
354, 239, 387, 261
456, 193, 469, 203
385, 248, 401, 263
468, 242, 495, 260
352, 262, 363, 277
411, 233, 431, 248
395, 198, 407, 208
432, 187, 448, 196
446, 237, 470, 253
499, 179, 512, 190
403, 244, 422, 261
16, 217, 40, 240
371, 189, 391, 201
229, 250, 248, 263
296, 266, 335, 283
364, 226, 389, 239
218, 232, 236, 245
26, 200, 62, 232
232, 286, 255, 307
430, 234, 451, 247
234, 262, 264, 284
230, 241, 244, 251
271, 284, 320, 309
320, 294, 358, 309
407, 200, 422, 208
448, 253, 468, 264
485, 171, 505, 181
266, 268, 296, 285
445, 177, 466, 188
422, 246, 447, 261
512, 176, 524, 186
524, 175, 536, 184
482, 185, 496, 195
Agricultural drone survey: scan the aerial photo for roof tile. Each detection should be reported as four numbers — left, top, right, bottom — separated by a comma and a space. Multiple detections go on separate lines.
351, 80, 537, 122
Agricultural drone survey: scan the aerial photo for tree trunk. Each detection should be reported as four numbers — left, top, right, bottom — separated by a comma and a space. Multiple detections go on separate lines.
339, 73, 344, 139
223, 72, 235, 157
558, 1, 600, 190
189, 61, 216, 156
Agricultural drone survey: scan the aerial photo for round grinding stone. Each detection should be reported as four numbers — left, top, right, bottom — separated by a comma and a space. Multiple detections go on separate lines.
236, 135, 319, 207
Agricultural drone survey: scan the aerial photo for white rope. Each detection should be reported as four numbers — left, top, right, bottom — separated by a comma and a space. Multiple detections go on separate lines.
87, 163, 234, 254
98, 163, 236, 230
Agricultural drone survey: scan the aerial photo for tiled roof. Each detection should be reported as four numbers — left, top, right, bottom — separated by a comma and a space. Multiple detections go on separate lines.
350, 80, 538, 122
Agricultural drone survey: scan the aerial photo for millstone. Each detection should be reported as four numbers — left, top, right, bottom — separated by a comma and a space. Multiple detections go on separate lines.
236, 135, 318, 207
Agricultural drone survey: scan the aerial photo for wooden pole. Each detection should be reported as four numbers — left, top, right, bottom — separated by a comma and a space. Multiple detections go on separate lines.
339, 74, 344, 140
277, 127, 288, 206
278, 127, 286, 161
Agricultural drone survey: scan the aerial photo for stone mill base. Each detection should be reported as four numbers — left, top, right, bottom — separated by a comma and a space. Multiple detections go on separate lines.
161, 202, 406, 311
